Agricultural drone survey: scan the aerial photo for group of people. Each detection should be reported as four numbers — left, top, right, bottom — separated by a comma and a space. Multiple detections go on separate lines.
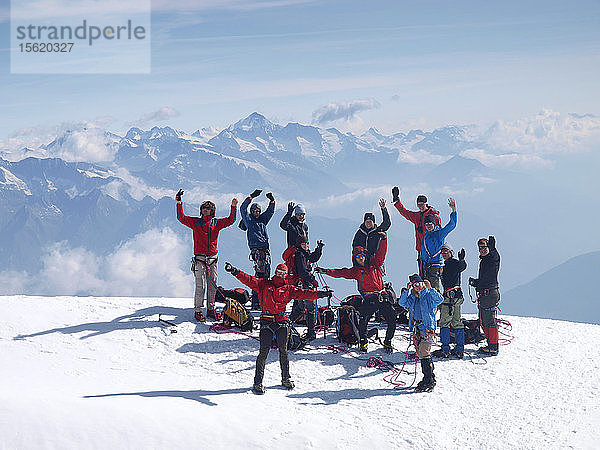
176, 186, 501, 394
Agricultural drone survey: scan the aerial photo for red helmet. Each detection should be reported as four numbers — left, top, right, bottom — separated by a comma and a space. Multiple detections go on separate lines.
352, 246, 367, 258
274, 263, 288, 278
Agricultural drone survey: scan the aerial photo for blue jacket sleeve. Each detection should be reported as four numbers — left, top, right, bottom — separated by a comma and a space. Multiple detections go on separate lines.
439, 211, 457, 241
398, 289, 413, 309
240, 197, 251, 226
423, 288, 444, 309
261, 201, 275, 224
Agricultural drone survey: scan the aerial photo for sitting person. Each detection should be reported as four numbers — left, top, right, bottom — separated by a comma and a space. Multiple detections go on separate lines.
315, 233, 396, 353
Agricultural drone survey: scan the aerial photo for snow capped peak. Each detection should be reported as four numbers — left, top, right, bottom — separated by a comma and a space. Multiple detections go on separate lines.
149, 126, 179, 139
230, 112, 278, 133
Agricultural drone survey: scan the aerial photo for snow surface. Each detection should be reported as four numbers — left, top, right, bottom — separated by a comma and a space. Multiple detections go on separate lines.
1, 295, 599, 449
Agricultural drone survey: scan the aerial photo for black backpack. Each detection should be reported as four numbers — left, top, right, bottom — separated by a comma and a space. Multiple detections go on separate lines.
271, 324, 306, 351
336, 305, 361, 346
451, 318, 486, 344
341, 294, 362, 310
215, 287, 250, 305
292, 306, 335, 328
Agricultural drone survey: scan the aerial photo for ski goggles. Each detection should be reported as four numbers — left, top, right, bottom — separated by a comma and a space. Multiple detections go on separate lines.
274, 269, 288, 278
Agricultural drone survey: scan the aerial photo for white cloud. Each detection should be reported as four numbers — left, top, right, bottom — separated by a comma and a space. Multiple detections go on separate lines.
130, 107, 180, 127
312, 99, 380, 125
320, 185, 391, 206
4, 228, 194, 297
397, 149, 450, 165
460, 148, 554, 170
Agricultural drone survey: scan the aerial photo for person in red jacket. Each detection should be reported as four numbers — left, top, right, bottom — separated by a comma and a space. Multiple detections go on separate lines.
176, 189, 237, 322
315, 233, 396, 353
391, 187, 441, 277
225, 262, 332, 395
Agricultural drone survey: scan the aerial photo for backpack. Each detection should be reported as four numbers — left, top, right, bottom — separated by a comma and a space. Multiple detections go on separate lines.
271, 324, 306, 351
222, 298, 254, 332
451, 318, 485, 344
341, 294, 362, 310
292, 306, 335, 328
336, 305, 361, 346
215, 287, 250, 305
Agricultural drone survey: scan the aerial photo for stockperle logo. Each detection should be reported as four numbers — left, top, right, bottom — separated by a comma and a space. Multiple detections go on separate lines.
11, 0, 151, 74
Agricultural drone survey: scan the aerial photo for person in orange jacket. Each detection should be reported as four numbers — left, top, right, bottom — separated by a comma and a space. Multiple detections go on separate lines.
176, 189, 237, 322
225, 262, 332, 394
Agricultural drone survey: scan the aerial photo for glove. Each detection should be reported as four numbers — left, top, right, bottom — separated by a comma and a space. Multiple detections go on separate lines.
266, 192, 274, 202
250, 189, 262, 198
458, 248, 465, 261
224, 262, 239, 276
316, 240, 325, 249
488, 235, 496, 249
468, 277, 477, 287
317, 290, 333, 299
175, 189, 184, 202
392, 186, 400, 203
314, 267, 326, 274
287, 201, 295, 213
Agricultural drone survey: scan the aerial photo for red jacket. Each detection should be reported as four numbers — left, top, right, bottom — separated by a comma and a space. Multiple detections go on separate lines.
393, 200, 441, 251
235, 271, 318, 321
326, 238, 387, 293
177, 203, 236, 255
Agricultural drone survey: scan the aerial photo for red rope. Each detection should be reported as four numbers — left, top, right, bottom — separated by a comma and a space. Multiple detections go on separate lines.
208, 323, 260, 341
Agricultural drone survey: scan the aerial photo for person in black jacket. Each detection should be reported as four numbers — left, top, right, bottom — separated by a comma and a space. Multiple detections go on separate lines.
352, 198, 391, 263
287, 235, 324, 341
280, 202, 309, 248
432, 243, 467, 359
469, 235, 501, 356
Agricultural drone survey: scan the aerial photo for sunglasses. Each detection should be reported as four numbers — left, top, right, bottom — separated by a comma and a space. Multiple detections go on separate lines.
355, 253, 366, 259
479, 246, 488, 250
275, 270, 287, 277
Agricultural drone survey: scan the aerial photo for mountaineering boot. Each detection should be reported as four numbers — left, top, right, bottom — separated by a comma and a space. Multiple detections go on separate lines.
478, 342, 499, 356
207, 309, 222, 321
252, 383, 266, 395
383, 340, 393, 354
451, 348, 464, 359
415, 358, 435, 392
359, 340, 368, 352
439, 327, 451, 355
432, 349, 450, 359
282, 378, 295, 390
194, 311, 206, 322
453, 328, 465, 355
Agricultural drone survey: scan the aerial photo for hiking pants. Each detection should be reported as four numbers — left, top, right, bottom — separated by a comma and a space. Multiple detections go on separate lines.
193, 255, 218, 312
415, 330, 435, 359
254, 320, 290, 385
478, 288, 500, 345
438, 293, 464, 329
358, 294, 396, 343
424, 264, 442, 293
250, 248, 270, 308
289, 299, 316, 337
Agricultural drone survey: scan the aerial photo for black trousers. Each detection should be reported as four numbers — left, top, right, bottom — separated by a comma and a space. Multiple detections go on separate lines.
289, 299, 316, 336
358, 294, 396, 344
254, 320, 290, 385
478, 288, 500, 327
250, 248, 271, 307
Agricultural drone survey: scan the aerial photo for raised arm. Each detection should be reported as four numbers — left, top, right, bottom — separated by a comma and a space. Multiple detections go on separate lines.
378, 200, 391, 232
261, 196, 276, 224
216, 200, 237, 230
176, 202, 195, 229
370, 234, 388, 268
240, 197, 251, 226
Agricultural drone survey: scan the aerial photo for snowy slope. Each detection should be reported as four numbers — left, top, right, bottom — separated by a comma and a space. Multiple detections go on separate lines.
1, 295, 598, 449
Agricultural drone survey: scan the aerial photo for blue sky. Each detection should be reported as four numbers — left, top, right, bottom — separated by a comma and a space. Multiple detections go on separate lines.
1, 0, 599, 141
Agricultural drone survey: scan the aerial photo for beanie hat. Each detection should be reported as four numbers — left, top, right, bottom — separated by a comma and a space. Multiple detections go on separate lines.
274, 264, 288, 277
294, 204, 306, 215
250, 203, 261, 214
416, 195, 428, 204
409, 273, 423, 283
478, 238, 489, 247
424, 214, 435, 225
441, 243, 453, 254
352, 246, 367, 258
363, 212, 375, 223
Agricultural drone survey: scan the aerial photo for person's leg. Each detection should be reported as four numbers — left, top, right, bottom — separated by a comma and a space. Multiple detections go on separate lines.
288, 300, 302, 323
206, 256, 218, 312
358, 300, 377, 344
305, 300, 316, 339
437, 301, 452, 355
479, 291, 499, 355
194, 259, 207, 313
451, 296, 465, 355
254, 322, 274, 387
276, 323, 291, 383
380, 301, 397, 344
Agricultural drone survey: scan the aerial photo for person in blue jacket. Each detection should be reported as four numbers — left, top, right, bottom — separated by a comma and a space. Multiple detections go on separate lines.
240, 189, 275, 309
398, 273, 444, 392
421, 197, 457, 292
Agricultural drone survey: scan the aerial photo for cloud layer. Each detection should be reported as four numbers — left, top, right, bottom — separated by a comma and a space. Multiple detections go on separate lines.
312, 99, 380, 125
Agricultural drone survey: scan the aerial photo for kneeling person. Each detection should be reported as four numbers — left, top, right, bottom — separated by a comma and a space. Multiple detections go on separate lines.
225, 262, 331, 394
